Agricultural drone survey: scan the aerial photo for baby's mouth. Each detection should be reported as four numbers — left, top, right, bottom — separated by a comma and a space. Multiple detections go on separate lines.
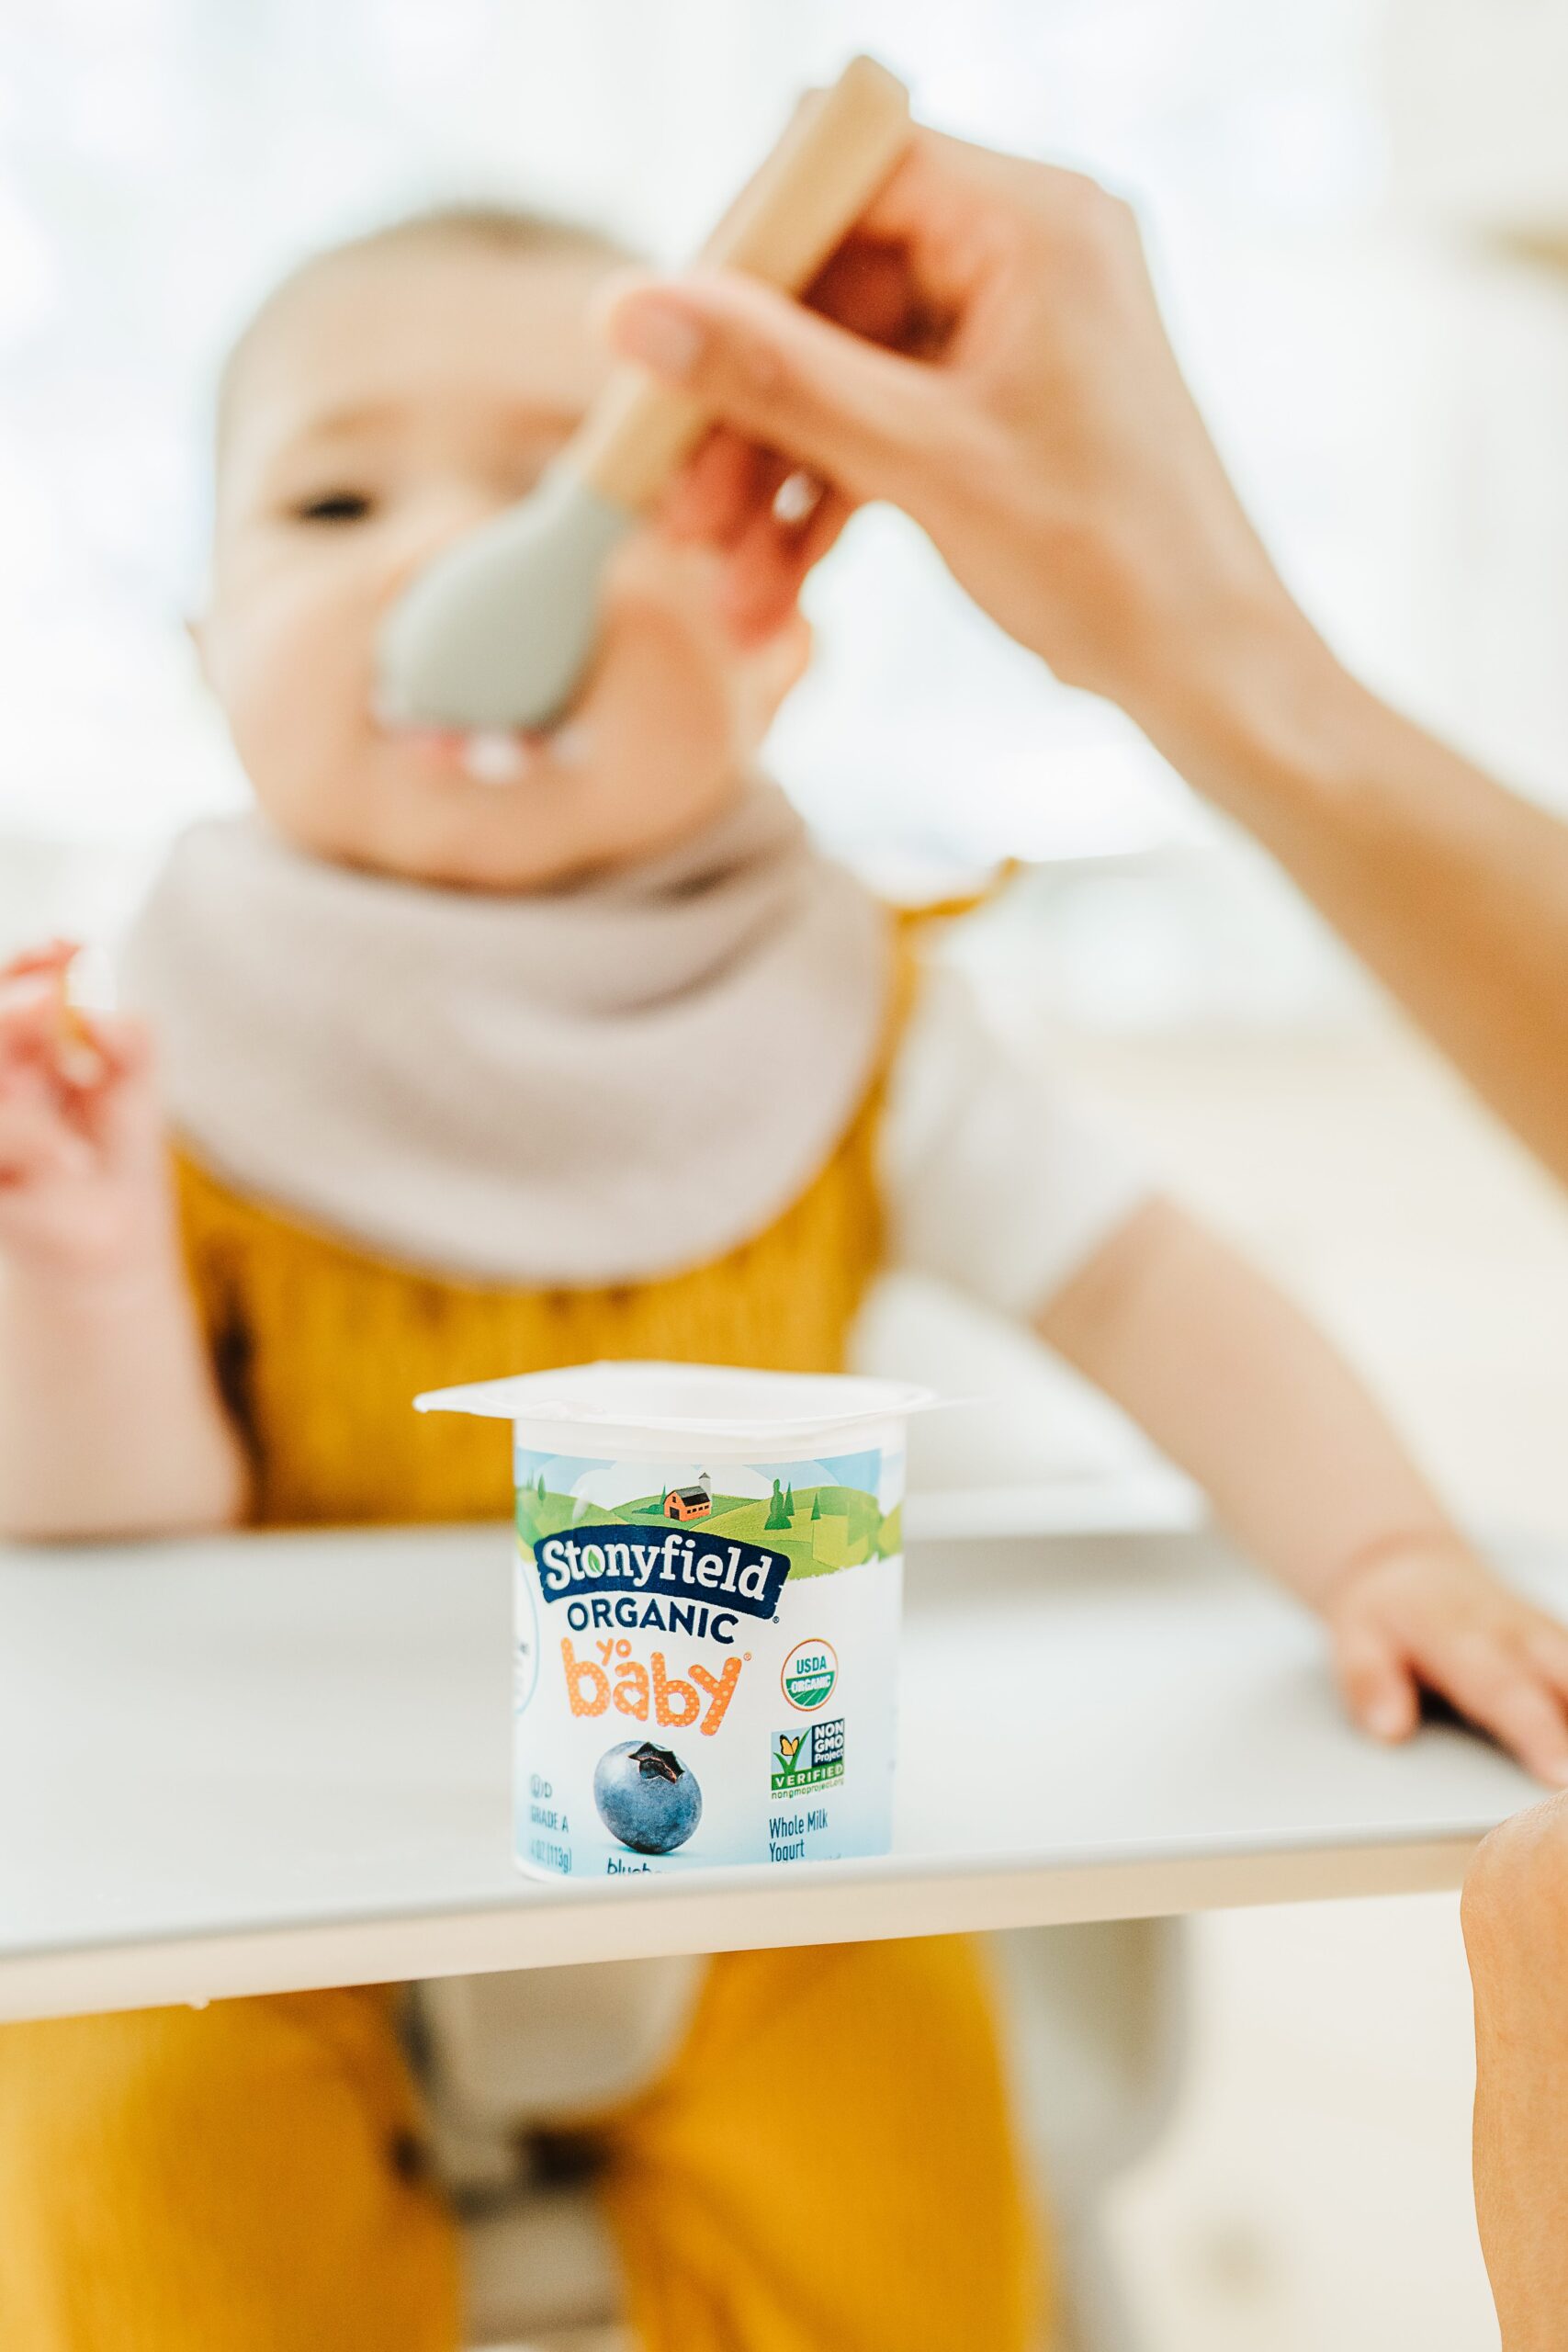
371, 694, 590, 788
457, 729, 535, 786
457, 723, 591, 785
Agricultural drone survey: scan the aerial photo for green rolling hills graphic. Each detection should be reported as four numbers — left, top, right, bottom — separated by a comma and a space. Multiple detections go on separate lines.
515, 1479, 900, 1576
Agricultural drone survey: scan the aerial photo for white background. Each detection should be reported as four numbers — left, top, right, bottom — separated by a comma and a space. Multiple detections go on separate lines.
9, 7, 1568, 2346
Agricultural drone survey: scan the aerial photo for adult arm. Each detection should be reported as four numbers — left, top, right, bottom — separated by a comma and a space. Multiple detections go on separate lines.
1463, 1798, 1568, 2350
606, 129, 1568, 1182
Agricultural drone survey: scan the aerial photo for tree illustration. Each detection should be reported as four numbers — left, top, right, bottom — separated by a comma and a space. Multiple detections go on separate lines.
784, 1484, 795, 1519
810, 1490, 822, 1521
764, 1477, 791, 1531
536, 1471, 547, 1501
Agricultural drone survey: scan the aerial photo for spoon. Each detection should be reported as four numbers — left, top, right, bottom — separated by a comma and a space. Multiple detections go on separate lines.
375, 54, 912, 737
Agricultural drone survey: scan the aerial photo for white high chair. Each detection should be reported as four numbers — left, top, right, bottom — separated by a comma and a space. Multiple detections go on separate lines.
441, 1920, 1188, 2352
3, 840, 1191, 2350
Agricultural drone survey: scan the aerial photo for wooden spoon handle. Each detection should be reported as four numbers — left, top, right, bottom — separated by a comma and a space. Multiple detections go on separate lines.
571, 55, 912, 512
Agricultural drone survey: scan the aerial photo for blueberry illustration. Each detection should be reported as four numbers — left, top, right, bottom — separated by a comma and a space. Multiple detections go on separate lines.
593, 1740, 702, 1855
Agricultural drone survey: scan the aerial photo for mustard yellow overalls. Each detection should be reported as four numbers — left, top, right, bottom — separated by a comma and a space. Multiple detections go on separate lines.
0, 1059, 1045, 2351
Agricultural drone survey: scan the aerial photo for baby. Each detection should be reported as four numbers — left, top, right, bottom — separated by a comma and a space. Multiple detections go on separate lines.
3, 205, 1567, 2352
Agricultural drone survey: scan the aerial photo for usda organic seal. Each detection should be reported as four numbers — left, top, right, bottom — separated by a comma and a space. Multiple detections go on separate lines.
782, 1638, 838, 1712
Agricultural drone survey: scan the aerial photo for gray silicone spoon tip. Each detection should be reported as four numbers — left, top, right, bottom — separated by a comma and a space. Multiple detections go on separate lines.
376, 469, 633, 734
375, 59, 912, 739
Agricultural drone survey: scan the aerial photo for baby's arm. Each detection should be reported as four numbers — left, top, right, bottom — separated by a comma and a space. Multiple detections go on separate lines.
1038, 1196, 1568, 1783
0, 949, 249, 1540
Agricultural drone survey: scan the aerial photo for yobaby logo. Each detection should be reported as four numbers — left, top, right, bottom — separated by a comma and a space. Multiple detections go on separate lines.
535, 1523, 791, 1624
562, 1637, 741, 1736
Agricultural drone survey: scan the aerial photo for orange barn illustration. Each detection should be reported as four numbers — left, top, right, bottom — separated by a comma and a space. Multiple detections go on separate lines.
662, 1475, 713, 1522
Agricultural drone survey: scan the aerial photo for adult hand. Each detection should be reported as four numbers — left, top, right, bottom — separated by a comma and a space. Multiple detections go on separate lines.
604, 128, 1304, 728
611, 113, 1568, 1202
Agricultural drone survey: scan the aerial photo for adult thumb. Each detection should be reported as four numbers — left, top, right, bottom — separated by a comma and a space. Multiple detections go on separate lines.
604, 271, 938, 507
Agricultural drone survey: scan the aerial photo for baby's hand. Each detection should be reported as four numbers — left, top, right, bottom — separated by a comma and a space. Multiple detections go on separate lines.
1327, 1532, 1568, 1785
0, 944, 168, 1283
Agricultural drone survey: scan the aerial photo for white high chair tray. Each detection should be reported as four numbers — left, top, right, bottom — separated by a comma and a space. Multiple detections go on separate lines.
0, 1518, 1557, 2023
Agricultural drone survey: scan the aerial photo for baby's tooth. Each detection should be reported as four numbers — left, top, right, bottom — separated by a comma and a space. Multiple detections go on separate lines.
461, 730, 532, 786
773, 469, 823, 526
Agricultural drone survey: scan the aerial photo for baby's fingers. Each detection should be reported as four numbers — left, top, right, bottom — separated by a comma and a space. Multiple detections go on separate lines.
1331, 1615, 1420, 1744
0, 989, 70, 1072
660, 429, 766, 547
81, 1011, 152, 1081
0, 975, 106, 1092
1, 937, 77, 988
73, 1012, 161, 1165
1525, 1618, 1568, 1699
0, 1097, 93, 1183
1427, 1635, 1568, 1787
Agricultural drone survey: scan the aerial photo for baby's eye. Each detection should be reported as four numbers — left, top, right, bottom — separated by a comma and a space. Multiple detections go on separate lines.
290, 489, 376, 525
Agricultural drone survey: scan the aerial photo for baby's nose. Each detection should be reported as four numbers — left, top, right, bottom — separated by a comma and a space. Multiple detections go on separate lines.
378, 486, 505, 603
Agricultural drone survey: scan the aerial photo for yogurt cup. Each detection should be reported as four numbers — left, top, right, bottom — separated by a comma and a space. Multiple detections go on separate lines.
415, 1361, 937, 1881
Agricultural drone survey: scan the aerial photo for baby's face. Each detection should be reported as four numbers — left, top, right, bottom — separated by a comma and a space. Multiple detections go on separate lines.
200, 238, 806, 889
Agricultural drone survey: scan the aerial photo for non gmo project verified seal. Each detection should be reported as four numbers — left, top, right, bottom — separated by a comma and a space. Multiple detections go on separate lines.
772, 1717, 846, 1792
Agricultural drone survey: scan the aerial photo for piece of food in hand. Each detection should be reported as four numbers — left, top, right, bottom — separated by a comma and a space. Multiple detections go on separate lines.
1, 940, 104, 1088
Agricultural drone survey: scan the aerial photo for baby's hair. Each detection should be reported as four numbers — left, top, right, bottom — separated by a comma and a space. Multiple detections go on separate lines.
333, 201, 635, 267
216, 201, 637, 455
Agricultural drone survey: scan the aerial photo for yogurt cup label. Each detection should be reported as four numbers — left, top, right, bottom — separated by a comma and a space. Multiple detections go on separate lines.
414, 1362, 940, 1882
513, 1441, 903, 1877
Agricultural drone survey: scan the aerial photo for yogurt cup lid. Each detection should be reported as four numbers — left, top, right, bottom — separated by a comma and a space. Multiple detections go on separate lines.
414, 1359, 940, 1444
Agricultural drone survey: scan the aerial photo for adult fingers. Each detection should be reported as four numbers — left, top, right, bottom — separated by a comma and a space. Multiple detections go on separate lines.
605, 266, 949, 515
661, 432, 773, 547
807, 234, 934, 352
658, 217, 943, 550
1331, 1614, 1420, 1743
851, 129, 1089, 288
660, 433, 853, 639
714, 484, 854, 643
